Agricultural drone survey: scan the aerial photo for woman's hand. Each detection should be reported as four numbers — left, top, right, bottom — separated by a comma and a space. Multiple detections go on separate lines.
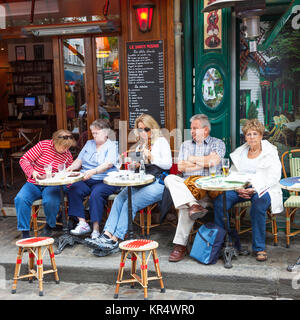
83, 169, 97, 181
66, 159, 82, 173
143, 148, 152, 163
32, 170, 40, 180
236, 188, 255, 199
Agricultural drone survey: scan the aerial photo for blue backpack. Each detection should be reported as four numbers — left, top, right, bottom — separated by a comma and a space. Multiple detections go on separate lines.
190, 223, 226, 265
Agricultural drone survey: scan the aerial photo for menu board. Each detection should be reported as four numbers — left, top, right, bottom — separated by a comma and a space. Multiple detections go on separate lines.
127, 40, 165, 128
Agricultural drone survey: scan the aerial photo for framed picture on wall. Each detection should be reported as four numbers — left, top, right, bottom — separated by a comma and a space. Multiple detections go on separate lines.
34, 44, 44, 60
15, 46, 26, 61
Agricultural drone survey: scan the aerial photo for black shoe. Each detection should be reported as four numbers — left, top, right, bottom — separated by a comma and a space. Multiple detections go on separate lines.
22, 231, 30, 239
92, 246, 120, 257
41, 224, 53, 237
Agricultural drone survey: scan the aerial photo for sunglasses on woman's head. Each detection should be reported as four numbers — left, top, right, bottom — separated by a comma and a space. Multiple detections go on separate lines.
58, 135, 74, 140
137, 127, 151, 133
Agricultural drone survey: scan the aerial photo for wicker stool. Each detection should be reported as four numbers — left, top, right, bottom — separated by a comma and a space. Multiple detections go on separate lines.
233, 201, 278, 246
11, 237, 59, 296
114, 239, 165, 300
30, 197, 69, 236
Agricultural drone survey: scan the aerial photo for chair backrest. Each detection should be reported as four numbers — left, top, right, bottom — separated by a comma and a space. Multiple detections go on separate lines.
0, 130, 18, 139
281, 149, 300, 178
17, 128, 42, 151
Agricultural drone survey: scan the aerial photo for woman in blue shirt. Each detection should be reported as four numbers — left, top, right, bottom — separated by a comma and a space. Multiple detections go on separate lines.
66, 119, 119, 240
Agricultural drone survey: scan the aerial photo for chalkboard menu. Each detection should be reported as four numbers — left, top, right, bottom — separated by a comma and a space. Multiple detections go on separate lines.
127, 40, 165, 128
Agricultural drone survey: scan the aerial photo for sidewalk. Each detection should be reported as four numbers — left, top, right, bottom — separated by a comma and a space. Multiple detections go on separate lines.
1, 214, 300, 300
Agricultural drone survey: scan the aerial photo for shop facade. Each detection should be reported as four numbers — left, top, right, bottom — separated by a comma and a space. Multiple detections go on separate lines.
0, 0, 176, 154
1, 0, 300, 159
183, 0, 300, 159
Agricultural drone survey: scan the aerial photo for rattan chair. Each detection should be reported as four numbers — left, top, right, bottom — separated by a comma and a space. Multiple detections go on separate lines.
10, 128, 42, 185
232, 201, 278, 246
281, 149, 300, 247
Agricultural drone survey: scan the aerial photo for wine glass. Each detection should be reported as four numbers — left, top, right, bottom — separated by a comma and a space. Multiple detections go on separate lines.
115, 155, 122, 171
44, 164, 52, 179
128, 162, 136, 180
209, 160, 216, 179
222, 158, 230, 177
58, 163, 65, 173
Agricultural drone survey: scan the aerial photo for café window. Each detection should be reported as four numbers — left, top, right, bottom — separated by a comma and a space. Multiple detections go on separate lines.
95, 36, 120, 131
63, 38, 86, 150
239, 18, 300, 156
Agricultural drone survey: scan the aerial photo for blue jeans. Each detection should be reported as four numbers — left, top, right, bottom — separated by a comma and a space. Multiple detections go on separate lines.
213, 191, 271, 252
67, 179, 119, 223
15, 182, 62, 231
104, 179, 164, 240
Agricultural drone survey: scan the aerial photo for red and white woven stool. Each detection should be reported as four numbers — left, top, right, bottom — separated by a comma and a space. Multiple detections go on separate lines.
114, 239, 165, 300
11, 237, 59, 296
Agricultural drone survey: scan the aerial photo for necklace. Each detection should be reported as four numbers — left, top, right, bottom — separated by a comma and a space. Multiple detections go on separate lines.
249, 148, 261, 153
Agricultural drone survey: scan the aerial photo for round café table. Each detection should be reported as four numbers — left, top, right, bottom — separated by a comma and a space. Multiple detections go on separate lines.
104, 173, 155, 240
280, 177, 300, 272
36, 172, 84, 254
195, 175, 248, 268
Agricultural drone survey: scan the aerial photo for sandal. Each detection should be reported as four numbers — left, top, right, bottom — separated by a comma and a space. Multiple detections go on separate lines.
254, 251, 268, 262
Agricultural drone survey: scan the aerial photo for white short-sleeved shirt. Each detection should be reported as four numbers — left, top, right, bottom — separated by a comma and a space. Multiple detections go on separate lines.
77, 139, 117, 180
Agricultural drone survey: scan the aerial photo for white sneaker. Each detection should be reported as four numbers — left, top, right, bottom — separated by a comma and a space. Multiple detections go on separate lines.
91, 230, 100, 240
70, 221, 91, 236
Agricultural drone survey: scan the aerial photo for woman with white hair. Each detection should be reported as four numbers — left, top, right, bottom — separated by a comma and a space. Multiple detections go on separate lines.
66, 119, 119, 241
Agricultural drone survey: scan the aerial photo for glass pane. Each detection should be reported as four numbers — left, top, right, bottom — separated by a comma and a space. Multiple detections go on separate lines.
202, 67, 224, 109
239, 17, 300, 160
95, 36, 120, 130
63, 38, 86, 153
1, 0, 120, 28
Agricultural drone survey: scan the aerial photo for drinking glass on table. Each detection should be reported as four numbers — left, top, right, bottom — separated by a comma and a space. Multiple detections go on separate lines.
128, 162, 136, 180
44, 164, 52, 179
115, 155, 122, 171
209, 160, 217, 179
57, 163, 66, 178
222, 158, 230, 177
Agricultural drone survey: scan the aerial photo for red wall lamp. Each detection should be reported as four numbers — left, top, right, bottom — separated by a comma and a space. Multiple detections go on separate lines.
133, 0, 156, 33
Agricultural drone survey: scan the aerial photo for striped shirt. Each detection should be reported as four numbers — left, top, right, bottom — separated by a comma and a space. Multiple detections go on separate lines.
178, 136, 226, 179
19, 140, 73, 184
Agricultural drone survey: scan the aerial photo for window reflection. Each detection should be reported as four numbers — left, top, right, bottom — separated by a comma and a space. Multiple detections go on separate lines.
95, 37, 120, 130
202, 67, 224, 109
63, 38, 86, 152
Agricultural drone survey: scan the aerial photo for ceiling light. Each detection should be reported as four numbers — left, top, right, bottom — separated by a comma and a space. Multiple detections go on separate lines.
22, 20, 119, 37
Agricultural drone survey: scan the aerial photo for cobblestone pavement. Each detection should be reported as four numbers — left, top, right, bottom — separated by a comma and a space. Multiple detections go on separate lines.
0, 280, 292, 300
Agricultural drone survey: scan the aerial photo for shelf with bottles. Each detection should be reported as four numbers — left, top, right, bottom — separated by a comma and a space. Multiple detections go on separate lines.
8, 60, 53, 96
10, 83, 53, 95
9, 60, 53, 73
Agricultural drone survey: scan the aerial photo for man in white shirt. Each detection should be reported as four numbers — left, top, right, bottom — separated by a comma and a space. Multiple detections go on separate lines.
164, 114, 226, 262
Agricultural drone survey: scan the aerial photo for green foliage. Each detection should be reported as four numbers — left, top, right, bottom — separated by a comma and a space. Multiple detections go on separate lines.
247, 102, 258, 119
266, 21, 300, 86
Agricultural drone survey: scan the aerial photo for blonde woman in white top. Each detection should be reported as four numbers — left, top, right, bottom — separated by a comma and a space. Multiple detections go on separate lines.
92, 114, 172, 255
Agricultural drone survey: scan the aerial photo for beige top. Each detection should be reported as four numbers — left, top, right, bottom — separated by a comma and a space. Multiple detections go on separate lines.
195, 176, 247, 192
35, 172, 84, 186
119, 239, 159, 251
104, 174, 155, 187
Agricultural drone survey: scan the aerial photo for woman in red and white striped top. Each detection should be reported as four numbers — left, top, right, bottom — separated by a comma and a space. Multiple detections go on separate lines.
15, 129, 76, 239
